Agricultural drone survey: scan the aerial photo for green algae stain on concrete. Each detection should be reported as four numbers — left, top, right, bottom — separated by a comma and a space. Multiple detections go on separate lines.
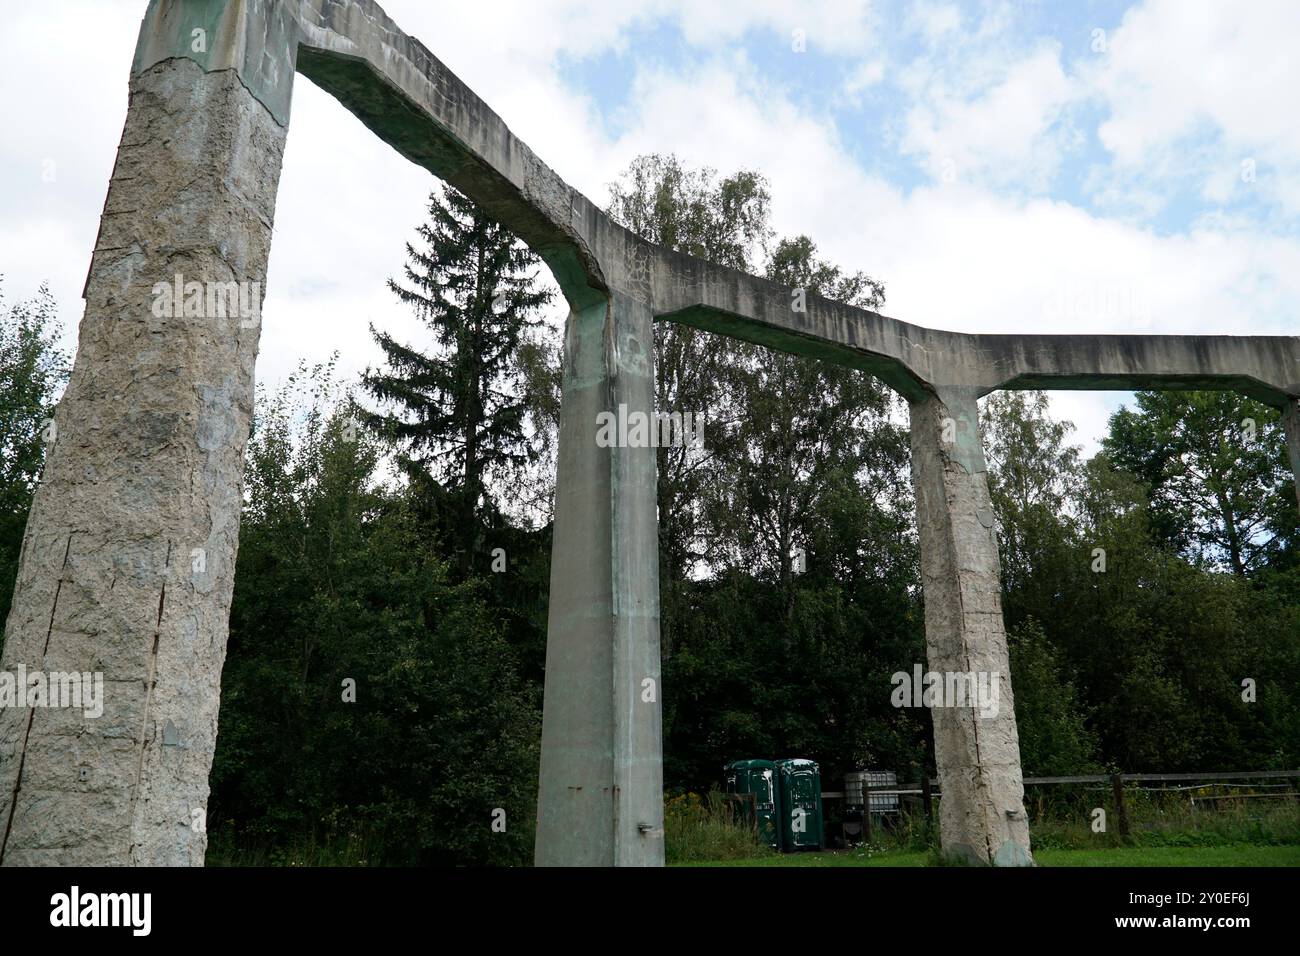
132, 0, 299, 125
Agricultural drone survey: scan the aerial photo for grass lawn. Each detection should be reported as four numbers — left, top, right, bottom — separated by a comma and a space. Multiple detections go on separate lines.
680, 844, 1300, 867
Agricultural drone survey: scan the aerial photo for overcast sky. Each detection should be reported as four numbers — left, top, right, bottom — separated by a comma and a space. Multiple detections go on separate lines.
2, 0, 1298, 454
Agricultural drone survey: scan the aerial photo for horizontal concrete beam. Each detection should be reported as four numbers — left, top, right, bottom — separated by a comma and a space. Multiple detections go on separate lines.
647, 244, 1300, 407
143, 0, 1295, 405
292, 0, 611, 309
973, 333, 1300, 408
286, 0, 1296, 406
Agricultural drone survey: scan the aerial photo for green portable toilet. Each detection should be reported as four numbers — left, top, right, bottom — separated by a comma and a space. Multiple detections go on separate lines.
723, 759, 781, 849
775, 758, 824, 851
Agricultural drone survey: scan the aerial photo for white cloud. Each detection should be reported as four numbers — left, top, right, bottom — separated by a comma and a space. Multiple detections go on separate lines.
907, 1, 963, 43
843, 59, 886, 100
0, 0, 141, 339
1083, 0, 1300, 215
900, 45, 1076, 189
662, 0, 877, 54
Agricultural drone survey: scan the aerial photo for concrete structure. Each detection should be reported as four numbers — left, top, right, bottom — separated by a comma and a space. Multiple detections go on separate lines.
1, 0, 1296, 866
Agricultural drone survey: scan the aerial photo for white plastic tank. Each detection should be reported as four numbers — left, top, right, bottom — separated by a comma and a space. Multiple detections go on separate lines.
845, 769, 900, 814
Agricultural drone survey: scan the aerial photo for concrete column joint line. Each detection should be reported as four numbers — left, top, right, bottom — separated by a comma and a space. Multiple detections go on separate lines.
126, 539, 172, 862
937, 391, 993, 862
0, 532, 76, 864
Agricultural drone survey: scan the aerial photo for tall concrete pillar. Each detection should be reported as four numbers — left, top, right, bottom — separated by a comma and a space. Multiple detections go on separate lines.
908, 388, 1032, 866
0, 1, 295, 865
535, 293, 664, 866
1284, 399, 1300, 514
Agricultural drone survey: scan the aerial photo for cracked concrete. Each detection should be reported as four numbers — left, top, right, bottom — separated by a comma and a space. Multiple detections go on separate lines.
0, 49, 286, 865
909, 389, 1032, 866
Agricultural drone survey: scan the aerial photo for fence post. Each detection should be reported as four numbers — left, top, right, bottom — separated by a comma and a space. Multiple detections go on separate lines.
1111, 773, 1131, 840
922, 775, 934, 828
862, 787, 873, 844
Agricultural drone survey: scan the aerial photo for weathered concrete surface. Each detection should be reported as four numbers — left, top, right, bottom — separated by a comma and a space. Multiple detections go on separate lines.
535, 292, 663, 867
132, 0, 300, 125
652, 258, 1300, 409
908, 389, 1032, 866
0, 39, 288, 861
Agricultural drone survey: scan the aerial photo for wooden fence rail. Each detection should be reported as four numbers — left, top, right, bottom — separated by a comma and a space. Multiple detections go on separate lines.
823, 769, 1300, 842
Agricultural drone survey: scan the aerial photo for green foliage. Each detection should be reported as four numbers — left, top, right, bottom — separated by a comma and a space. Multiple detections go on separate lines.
212, 360, 539, 866
1103, 391, 1296, 573
982, 390, 1082, 603
1007, 620, 1100, 775
606, 154, 773, 269
206, 824, 385, 867
214, 185, 559, 866
0, 279, 68, 646
715, 235, 902, 614
607, 154, 776, 657
662, 567, 926, 793
361, 184, 557, 570
982, 389, 1300, 774
664, 790, 769, 863
683, 845, 1300, 867
6, 161, 1298, 868
609, 156, 921, 798
1026, 788, 1300, 851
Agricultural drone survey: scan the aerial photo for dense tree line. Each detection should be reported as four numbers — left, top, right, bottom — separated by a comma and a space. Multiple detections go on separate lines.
985, 390, 1300, 773
1, 162, 1296, 865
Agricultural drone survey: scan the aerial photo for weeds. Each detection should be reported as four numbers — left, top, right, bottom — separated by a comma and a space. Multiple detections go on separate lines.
665, 790, 772, 864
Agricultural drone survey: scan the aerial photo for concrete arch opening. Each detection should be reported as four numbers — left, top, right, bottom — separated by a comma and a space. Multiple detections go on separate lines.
1, 0, 1296, 867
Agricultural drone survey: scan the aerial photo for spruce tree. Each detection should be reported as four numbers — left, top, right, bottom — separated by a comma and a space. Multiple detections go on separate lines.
362, 185, 553, 570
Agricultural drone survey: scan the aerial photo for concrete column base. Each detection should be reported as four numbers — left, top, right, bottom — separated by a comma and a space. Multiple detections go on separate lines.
908, 388, 1033, 867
